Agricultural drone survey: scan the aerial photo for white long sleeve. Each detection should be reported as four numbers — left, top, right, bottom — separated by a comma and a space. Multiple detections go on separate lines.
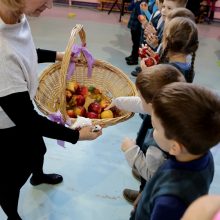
124, 145, 166, 181
113, 96, 146, 114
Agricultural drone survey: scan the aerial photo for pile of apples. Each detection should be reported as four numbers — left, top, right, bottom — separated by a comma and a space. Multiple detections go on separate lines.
65, 81, 119, 119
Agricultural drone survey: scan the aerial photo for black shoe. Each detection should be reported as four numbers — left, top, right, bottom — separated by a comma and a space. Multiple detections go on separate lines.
131, 70, 139, 77
132, 168, 141, 182
135, 66, 142, 73
30, 173, 63, 186
125, 55, 133, 61
127, 59, 138, 65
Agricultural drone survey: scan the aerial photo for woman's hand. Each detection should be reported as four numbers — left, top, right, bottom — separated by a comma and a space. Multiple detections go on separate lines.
56, 51, 81, 62
121, 137, 136, 152
78, 125, 102, 141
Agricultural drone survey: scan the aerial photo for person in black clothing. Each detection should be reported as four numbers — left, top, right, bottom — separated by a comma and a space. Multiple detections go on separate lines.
186, 0, 201, 19
0, 1, 102, 220
126, 0, 148, 65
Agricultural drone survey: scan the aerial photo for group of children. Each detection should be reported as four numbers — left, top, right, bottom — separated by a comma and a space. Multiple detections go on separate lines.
111, 0, 220, 219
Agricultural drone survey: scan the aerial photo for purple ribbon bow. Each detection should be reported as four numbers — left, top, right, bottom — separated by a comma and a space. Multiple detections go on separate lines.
48, 110, 72, 147
67, 44, 94, 80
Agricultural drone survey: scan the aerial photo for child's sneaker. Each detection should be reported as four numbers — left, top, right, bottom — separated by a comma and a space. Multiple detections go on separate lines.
123, 188, 139, 204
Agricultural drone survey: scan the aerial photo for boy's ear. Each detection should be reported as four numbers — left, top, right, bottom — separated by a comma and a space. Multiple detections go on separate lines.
169, 141, 183, 156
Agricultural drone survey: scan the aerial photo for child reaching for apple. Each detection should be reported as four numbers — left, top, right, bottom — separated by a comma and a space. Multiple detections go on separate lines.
106, 64, 185, 184
105, 64, 190, 208
131, 82, 218, 220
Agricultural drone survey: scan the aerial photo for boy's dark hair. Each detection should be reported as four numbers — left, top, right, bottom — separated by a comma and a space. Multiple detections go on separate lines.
135, 64, 185, 103
152, 82, 220, 155
167, 7, 195, 22
160, 17, 198, 83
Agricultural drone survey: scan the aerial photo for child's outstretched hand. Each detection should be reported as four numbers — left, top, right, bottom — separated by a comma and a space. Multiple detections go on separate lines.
121, 137, 136, 152
104, 100, 115, 110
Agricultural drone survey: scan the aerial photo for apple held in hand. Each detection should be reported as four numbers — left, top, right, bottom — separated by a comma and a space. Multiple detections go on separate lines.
86, 111, 99, 119
88, 102, 102, 114
144, 57, 157, 67
73, 106, 87, 117
138, 15, 146, 23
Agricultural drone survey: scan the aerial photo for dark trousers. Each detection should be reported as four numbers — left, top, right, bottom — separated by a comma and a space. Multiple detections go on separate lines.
0, 127, 46, 220
0, 169, 32, 220
130, 28, 142, 61
135, 114, 152, 192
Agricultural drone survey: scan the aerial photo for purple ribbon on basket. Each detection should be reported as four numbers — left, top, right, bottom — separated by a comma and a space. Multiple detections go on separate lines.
67, 44, 95, 80
48, 110, 72, 148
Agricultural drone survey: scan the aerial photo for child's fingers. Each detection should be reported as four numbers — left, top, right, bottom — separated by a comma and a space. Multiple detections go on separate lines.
104, 102, 115, 110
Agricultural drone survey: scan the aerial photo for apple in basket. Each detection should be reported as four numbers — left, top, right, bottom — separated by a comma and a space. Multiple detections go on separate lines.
73, 106, 87, 117
100, 99, 110, 110
67, 109, 76, 118
76, 85, 88, 97
100, 110, 114, 119
86, 112, 100, 119
67, 81, 79, 93
75, 95, 86, 106
88, 102, 102, 114
66, 90, 72, 102
69, 95, 85, 107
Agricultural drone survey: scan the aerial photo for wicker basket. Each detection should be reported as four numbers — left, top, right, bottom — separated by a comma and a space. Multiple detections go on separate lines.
34, 24, 137, 127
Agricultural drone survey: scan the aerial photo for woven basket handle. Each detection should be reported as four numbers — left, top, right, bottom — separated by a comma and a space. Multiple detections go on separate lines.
60, 24, 86, 80
59, 24, 86, 122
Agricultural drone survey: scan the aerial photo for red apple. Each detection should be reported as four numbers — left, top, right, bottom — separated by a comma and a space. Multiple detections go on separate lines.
86, 111, 99, 119
75, 95, 85, 106
88, 102, 102, 114
66, 90, 72, 102
69, 95, 85, 107
67, 109, 76, 118
76, 85, 88, 97
73, 106, 86, 117
111, 106, 121, 117
138, 15, 146, 23
144, 57, 156, 67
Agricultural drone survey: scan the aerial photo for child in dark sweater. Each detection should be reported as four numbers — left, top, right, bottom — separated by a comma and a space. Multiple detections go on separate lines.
130, 82, 220, 220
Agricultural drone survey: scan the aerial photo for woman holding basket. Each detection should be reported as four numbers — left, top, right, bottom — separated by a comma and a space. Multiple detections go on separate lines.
0, 0, 102, 219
